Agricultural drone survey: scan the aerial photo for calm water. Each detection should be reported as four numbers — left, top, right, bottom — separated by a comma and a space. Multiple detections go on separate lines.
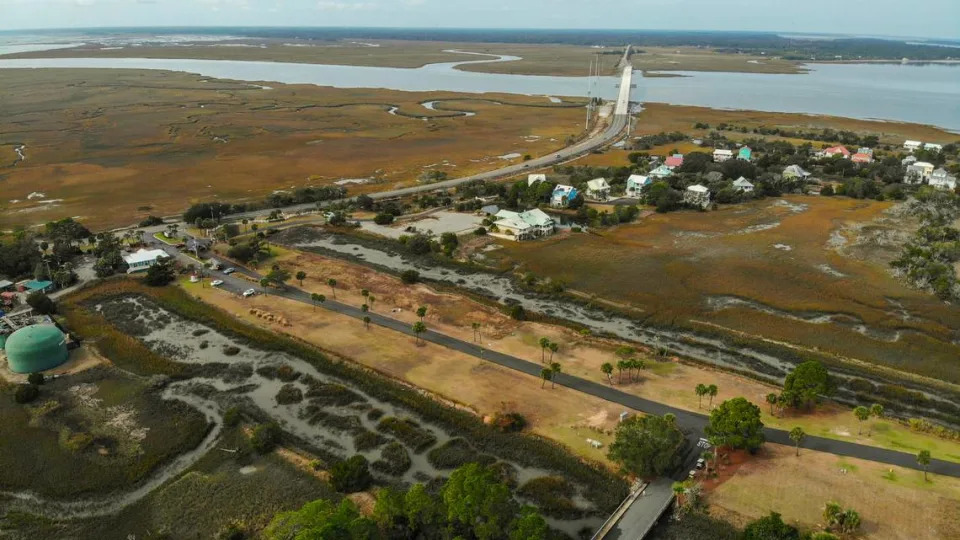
0, 56, 957, 130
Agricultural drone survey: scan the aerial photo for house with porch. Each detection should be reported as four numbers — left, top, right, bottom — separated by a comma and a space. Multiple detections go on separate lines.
684, 184, 711, 208
819, 146, 851, 159
904, 140, 922, 152
905, 162, 936, 184
664, 154, 684, 169
626, 175, 651, 197
550, 185, 579, 208
649, 165, 673, 179
738, 147, 752, 161
585, 178, 612, 201
713, 149, 733, 162
930, 168, 958, 190
782, 164, 811, 180
733, 177, 755, 193
492, 209, 555, 241
924, 143, 943, 153
851, 152, 873, 164
123, 248, 170, 273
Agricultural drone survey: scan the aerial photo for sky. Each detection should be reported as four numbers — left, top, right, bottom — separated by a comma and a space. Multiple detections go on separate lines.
1, 0, 958, 40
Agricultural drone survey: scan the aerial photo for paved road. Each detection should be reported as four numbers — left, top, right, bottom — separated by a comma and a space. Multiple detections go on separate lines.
147, 231, 960, 481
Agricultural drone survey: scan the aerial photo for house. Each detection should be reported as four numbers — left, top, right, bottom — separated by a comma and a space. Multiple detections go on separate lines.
904, 140, 922, 152
691, 138, 703, 146
930, 168, 958, 190
585, 178, 612, 201
492, 209, 555, 241
664, 154, 684, 169
732, 177, 755, 193
738, 147, 752, 161
626, 175, 651, 197
924, 143, 943, 153
527, 173, 546, 186
902, 155, 918, 166
649, 165, 673, 179
123, 248, 170, 273
480, 204, 500, 215
0, 280, 13, 292
851, 152, 873, 164
905, 161, 935, 184
820, 146, 850, 159
684, 185, 710, 208
713, 149, 733, 163
705, 171, 724, 183
550, 185, 579, 208
17, 280, 54, 294
857, 147, 874, 157
782, 164, 811, 180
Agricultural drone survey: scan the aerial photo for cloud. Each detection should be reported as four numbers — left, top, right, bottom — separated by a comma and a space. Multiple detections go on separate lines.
316, 0, 378, 10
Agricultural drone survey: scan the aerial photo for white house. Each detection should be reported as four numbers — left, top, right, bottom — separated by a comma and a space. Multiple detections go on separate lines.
527, 173, 546, 186
713, 149, 733, 162
904, 140, 922, 152
924, 143, 943, 153
684, 184, 711, 208
930, 168, 958, 191
550, 185, 579, 208
902, 155, 918, 166
585, 178, 612, 201
123, 248, 169, 273
493, 209, 555, 241
732, 177, 755, 193
905, 161, 936, 184
649, 165, 673, 179
626, 175, 651, 197
857, 147, 874, 157
782, 164, 811, 180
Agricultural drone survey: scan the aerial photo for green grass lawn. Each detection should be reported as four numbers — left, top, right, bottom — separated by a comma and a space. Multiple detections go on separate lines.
152, 231, 179, 245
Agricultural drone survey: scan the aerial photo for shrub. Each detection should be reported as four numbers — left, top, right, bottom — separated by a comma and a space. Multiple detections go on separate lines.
26, 292, 56, 315
14, 384, 39, 404
27, 373, 45, 386
509, 305, 526, 321
427, 438, 495, 470
275, 384, 304, 405
474, 227, 487, 236
371, 442, 412, 476
223, 407, 242, 427
139, 216, 164, 227
215, 522, 246, 540
820, 185, 835, 196
490, 412, 527, 433
250, 422, 281, 454
330, 455, 373, 493
373, 213, 395, 225
376, 417, 437, 453
222, 345, 241, 356
58, 429, 94, 453
353, 430, 389, 451
400, 270, 420, 284
518, 476, 580, 518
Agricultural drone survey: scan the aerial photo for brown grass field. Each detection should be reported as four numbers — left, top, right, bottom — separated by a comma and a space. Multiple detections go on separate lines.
489, 195, 960, 384
2, 40, 803, 76
207, 242, 960, 463
707, 444, 960, 539
0, 68, 584, 230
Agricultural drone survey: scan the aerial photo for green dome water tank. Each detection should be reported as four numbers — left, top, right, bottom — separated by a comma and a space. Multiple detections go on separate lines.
4, 325, 68, 374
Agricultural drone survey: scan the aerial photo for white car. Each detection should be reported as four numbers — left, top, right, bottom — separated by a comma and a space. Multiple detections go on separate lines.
223, 267, 237, 275
242, 288, 256, 297
210, 279, 224, 287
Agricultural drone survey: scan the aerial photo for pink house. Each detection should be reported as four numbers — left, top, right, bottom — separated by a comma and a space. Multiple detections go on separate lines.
821, 146, 851, 159
851, 153, 873, 164
664, 154, 684, 168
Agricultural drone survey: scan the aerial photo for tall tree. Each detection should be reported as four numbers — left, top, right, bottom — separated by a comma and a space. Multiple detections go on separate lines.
707, 384, 718, 407
310, 293, 325, 310
540, 368, 552, 389
608, 414, 685, 477
549, 362, 561, 389
869, 403, 884, 436
854, 406, 870, 435
917, 450, 932, 482
601, 362, 614, 384
295, 270, 307, 287
538, 337, 550, 363
412, 321, 426, 345
695, 383, 708, 409
471, 322, 481, 343
766, 393, 779, 416
259, 277, 270, 294
548, 342, 559, 362
705, 397, 765, 452
363, 316, 371, 329
782, 360, 833, 410
442, 463, 517, 540
789, 427, 805, 457
416, 305, 428, 322
327, 278, 337, 298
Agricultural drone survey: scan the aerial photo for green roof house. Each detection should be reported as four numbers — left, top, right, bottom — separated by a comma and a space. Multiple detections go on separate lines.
738, 147, 752, 161
3, 325, 68, 374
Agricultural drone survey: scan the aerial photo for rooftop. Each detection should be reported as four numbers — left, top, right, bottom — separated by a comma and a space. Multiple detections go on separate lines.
123, 248, 169, 266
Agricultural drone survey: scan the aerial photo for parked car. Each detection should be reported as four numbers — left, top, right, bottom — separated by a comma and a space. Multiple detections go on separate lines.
223, 267, 236, 275
210, 279, 224, 287
696, 458, 706, 470
242, 288, 256, 297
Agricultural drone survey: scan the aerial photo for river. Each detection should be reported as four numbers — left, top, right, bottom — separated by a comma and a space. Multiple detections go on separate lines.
0, 55, 957, 131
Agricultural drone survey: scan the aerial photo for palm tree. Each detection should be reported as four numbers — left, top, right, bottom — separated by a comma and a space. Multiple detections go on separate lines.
241, 218, 249, 233
296, 271, 307, 287
671, 482, 686, 506
538, 337, 550, 363
361, 289, 369, 299
695, 384, 708, 409
789, 427, 805, 456
707, 384, 718, 407
540, 368, 552, 389
601, 363, 613, 384
854, 406, 870, 435
363, 316, 371, 329
412, 321, 426, 345
361, 304, 369, 313
766, 393, 778, 415
367, 296, 375, 311
259, 277, 270, 294
416, 306, 428, 322
617, 360, 628, 384
917, 450, 931, 482
311, 293, 325, 310
548, 342, 559, 362
869, 403, 884, 436
327, 278, 337, 299
550, 362, 561, 389
471, 322, 481, 343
